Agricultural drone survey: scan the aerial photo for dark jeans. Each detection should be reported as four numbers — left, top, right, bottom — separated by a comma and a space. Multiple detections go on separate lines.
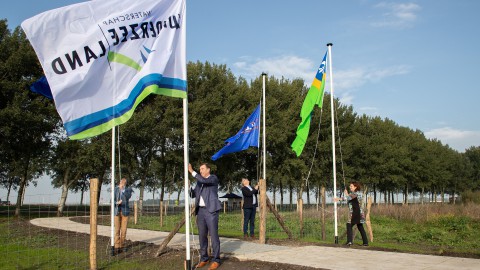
346, 223, 368, 245
243, 207, 256, 236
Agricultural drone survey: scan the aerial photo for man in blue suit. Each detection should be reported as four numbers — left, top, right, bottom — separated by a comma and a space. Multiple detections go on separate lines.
189, 163, 222, 270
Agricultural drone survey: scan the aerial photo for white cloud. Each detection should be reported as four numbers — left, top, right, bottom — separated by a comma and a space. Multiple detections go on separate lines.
371, 2, 421, 28
232, 55, 315, 82
232, 55, 410, 105
424, 127, 480, 152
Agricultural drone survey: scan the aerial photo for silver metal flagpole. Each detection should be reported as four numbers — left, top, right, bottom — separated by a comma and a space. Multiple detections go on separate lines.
183, 97, 191, 269
327, 43, 339, 244
111, 126, 116, 255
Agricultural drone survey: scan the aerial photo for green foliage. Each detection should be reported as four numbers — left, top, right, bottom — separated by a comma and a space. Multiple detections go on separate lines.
1, 19, 479, 212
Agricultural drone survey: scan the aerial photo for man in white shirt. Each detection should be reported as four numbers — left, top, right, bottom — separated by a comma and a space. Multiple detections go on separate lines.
189, 163, 222, 270
241, 178, 259, 239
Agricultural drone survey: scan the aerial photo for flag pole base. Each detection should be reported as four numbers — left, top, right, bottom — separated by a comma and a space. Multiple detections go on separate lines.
334, 236, 339, 244
111, 246, 115, 256
185, 259, 191, 270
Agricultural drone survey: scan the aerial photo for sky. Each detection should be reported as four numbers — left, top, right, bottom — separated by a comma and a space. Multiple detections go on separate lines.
1, 0, 479, 204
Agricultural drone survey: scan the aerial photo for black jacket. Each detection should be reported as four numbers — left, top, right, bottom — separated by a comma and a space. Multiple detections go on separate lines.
241, 186, 258, 209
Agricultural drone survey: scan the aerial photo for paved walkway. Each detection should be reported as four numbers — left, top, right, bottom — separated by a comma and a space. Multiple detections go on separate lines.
31, 217, 479, 270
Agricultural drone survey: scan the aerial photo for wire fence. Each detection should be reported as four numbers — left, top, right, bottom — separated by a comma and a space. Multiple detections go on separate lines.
1, 189, 466, 269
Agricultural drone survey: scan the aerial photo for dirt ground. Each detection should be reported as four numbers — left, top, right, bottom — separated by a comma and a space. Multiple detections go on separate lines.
6, 218, 321, 270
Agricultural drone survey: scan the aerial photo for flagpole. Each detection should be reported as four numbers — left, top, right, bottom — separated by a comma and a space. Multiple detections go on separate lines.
262, 73, 267, 180
327, 43, 338, 244
183, 97, 191, 269
111, 127, 116, 255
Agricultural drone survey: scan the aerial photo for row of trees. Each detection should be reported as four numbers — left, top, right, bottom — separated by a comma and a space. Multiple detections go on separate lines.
1, 20, 479, 217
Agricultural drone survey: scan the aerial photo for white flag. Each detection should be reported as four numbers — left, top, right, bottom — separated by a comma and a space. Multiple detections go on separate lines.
22, 0, 186, 140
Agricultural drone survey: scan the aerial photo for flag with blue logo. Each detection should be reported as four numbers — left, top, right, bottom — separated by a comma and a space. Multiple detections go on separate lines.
21, 0, 186, 140
211, 104, 261, 161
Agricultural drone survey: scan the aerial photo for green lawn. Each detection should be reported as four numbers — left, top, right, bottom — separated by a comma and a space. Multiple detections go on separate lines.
1, 203, 479, 270
125, 205, 480, 257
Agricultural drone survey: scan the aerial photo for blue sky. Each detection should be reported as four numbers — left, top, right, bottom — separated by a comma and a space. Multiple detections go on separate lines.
2, 0, 479, 152
1, 0, 479, 203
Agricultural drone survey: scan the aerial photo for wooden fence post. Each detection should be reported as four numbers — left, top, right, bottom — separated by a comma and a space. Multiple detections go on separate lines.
89, 178, 98, 270
366, 196, 374, 242
259, 179, 267, 244
159, 200, 163, 227
321, 186, 326, 240
298, 198, 304, 237
134, 201, 138, 225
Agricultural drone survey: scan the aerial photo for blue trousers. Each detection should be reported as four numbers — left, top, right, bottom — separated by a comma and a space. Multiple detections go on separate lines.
197, 207, 220, 263
243, 207, 256, 236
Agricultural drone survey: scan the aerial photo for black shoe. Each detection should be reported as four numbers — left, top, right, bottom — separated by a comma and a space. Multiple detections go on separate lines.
363, 243, 369, 246
345, 242, 352, 246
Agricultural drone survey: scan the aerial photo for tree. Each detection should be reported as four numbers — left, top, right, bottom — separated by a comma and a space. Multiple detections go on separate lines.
0, 22, 57, 216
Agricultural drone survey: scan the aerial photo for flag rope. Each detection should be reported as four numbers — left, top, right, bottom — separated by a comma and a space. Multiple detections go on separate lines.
304, 108, 324, 188
333, 99, 347, 194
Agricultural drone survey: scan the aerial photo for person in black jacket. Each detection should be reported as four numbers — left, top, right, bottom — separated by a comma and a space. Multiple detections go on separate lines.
335, 181, 368, 246
241, 178, 259, 239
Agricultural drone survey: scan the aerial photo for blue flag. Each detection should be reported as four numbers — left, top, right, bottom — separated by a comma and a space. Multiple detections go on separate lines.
211, 104, 261, 161
30, 76, 53, 100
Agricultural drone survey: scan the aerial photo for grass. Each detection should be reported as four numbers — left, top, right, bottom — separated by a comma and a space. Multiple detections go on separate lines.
1, 203, 479, 270
0, 218, 174, 269
125, 203, 480, 257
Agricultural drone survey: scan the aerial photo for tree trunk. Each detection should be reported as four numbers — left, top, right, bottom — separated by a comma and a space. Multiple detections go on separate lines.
15, 175, 28, 217
58, 184, 69, 217
279, 181, 284, 208
21, 182, 26, 206
421, 187, 425, 204
306, 182, 311, 205
6, 178, 13, 202
80, 189, 84, 205
373, 184, 377, 205
272, 185, 277, 211
289, 185, 293, 210
57, 169, 72, 217
441, 188, 445, 204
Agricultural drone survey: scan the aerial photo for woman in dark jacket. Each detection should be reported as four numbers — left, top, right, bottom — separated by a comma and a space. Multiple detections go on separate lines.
336, 181, 369, 246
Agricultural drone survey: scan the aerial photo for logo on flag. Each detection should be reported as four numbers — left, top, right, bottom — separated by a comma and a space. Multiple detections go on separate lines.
22, 0, 186, 140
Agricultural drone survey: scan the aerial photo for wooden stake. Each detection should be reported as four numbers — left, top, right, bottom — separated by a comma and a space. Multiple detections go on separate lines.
155, 205, 196, 257
259, 179, 267, 244
366, 196, 374, 242
298, 198, 304, 237
134, 200, 138, 225
321, 186, 326, 240
160, 200, 164, 227
266, 196, 293, 239
89, 178, 98, 270
240, 200, 244, 231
